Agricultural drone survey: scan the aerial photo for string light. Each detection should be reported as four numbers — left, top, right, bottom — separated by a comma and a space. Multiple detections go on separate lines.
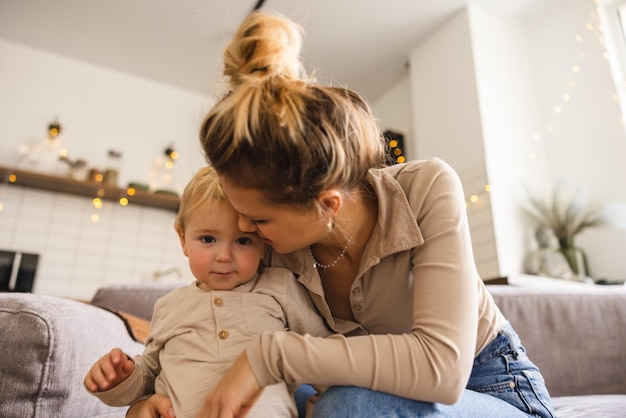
527, 0, 624, 158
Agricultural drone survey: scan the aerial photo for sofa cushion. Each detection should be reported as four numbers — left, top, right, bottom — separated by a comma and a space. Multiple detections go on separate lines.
91, 282, 183, 320
487, 286, 626, 397
553, 394, 626, 418
0, 293, 144, 418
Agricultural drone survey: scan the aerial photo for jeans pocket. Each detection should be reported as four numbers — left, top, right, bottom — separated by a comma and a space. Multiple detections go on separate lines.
518, 370, 556, 418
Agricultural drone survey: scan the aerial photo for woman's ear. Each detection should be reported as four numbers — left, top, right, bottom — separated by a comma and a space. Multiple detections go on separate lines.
317, 190, 343, 217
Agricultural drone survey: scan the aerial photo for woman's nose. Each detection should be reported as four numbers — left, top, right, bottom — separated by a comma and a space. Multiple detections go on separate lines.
238, 215, 257, 233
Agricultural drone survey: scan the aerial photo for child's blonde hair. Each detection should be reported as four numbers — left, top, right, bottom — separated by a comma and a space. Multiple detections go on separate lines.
175, 166, 227, 231
200, 11, 385, 207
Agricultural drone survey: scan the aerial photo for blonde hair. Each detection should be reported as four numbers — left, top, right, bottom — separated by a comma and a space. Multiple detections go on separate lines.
175, 166, 227, 231
200, 11, 385, 206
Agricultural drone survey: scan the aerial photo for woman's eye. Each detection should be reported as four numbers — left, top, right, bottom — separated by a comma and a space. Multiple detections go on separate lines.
252, 219, 266, 225
201, 236, 216, 243
235, 237, 252, 245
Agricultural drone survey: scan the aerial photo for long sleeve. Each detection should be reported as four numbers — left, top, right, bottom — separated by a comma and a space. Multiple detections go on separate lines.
247, 159, 504, 404
91, 299, 167, 406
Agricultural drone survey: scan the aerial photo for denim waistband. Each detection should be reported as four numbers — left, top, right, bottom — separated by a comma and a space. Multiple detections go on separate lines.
474, 322, 524, 365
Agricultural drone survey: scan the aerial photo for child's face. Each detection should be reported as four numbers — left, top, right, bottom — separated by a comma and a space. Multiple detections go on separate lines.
178, 200, 265, 290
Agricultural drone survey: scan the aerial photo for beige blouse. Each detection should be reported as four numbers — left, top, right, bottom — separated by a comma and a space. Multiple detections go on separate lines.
246, 158, 507, 405
92, 268, 331, 417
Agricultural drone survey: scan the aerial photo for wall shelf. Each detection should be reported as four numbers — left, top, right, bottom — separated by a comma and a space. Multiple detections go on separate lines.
0, 165, 179, 212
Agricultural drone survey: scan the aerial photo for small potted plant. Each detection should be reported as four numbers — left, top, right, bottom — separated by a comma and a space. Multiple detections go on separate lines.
523, 185, 612, 277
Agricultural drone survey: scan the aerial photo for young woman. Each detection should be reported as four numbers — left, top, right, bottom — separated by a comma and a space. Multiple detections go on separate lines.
129, 11, 555, 418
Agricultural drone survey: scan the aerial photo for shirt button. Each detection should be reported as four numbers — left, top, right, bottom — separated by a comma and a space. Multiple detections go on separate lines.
214, 297, 223, 307
352, 287, 361, 295
352, 304, 362, 312
218, 329, 229, 339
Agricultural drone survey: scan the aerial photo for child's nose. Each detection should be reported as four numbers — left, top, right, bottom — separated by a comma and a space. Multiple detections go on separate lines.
215, 244, 233, 261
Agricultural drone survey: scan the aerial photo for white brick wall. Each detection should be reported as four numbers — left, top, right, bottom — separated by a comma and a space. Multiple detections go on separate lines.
0, 184, 189, 300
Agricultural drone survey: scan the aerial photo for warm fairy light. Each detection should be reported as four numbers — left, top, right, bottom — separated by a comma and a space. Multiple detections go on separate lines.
170, 151, 179, 160
563, 94, 571, 102
0, 203, 3, 211
484, 184, 492, 192
470, 194, 479, 203
397, 156, 406, 163
91, 214, 99, 222
8, 174, 16, 183
465, 201, 469, 208
165, 160, 174, 169
119, 197, 129, 206
554, 106, 563, 114
97, 188, 105, 197
575, 34, 583, 42
92, 198, 103, 209
127, 187, 136, 196
572, 65, 580, 73
389, 140, 398, 148
95, 173, 104, 183
532, 133, 541, 141
586, 23, 593, 31
59, 148, 68, 157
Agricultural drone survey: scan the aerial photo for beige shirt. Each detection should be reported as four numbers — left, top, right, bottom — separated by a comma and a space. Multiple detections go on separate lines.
247, 158, 507, 405
93, 268, 331, 418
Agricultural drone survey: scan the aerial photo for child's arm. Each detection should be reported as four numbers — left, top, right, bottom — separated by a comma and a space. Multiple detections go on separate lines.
84, 347, 135, 393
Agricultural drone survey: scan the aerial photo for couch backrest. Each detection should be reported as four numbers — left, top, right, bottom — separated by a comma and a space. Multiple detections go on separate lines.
91, 282, 185, 320
487, 285, 626, 397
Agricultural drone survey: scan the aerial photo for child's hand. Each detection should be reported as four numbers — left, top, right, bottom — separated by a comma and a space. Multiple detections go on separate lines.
84, 348, 135, 392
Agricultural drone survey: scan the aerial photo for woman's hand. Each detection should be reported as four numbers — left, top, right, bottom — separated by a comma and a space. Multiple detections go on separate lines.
196, 351, 262, 418
126, 394, 175, 418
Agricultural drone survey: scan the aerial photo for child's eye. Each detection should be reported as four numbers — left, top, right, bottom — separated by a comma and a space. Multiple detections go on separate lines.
235, 237, 252, 245
201, 236, 216, 243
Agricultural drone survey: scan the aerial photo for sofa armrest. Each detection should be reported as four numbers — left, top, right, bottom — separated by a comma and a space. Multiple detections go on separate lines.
0, 293, 144, 418
487, 286, 626, 397
91, 282, 185, 320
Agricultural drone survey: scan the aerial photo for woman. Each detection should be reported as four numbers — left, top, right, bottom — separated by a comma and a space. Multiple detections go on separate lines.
130, 10, 555, 418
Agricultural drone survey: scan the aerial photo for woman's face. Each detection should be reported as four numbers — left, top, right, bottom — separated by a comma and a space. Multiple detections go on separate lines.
219, 176, 325, 254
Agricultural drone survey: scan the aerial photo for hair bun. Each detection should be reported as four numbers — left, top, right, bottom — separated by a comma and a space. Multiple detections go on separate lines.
223, 11, 306, 87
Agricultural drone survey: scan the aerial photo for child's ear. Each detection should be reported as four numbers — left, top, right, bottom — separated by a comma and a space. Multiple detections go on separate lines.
175, 225, 189, 257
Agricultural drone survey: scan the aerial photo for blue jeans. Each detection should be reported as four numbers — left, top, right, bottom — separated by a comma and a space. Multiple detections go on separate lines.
305, 323, 555, 418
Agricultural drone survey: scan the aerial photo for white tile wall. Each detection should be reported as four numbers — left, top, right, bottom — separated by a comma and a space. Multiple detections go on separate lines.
0, 184, 190, 300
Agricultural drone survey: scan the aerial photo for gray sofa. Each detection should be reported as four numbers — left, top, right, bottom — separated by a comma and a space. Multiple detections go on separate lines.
1, 282, 624, 417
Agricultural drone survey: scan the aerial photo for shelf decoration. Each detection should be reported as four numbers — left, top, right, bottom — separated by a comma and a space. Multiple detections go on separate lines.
148, 144, 179, 195
383, 130, 406, 165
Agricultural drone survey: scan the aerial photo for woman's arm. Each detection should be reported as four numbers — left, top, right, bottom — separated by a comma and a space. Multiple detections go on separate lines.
246, 159, 480, 404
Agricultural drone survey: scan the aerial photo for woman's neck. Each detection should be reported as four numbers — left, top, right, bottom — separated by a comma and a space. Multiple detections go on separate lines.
315, 185, 378, 267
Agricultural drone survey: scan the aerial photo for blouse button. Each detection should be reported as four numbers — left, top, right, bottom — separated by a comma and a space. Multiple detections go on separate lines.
214, 297, 223, 307
352, 287, 361, 295
352, 304, 362, 312
218, 329, 229, 339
